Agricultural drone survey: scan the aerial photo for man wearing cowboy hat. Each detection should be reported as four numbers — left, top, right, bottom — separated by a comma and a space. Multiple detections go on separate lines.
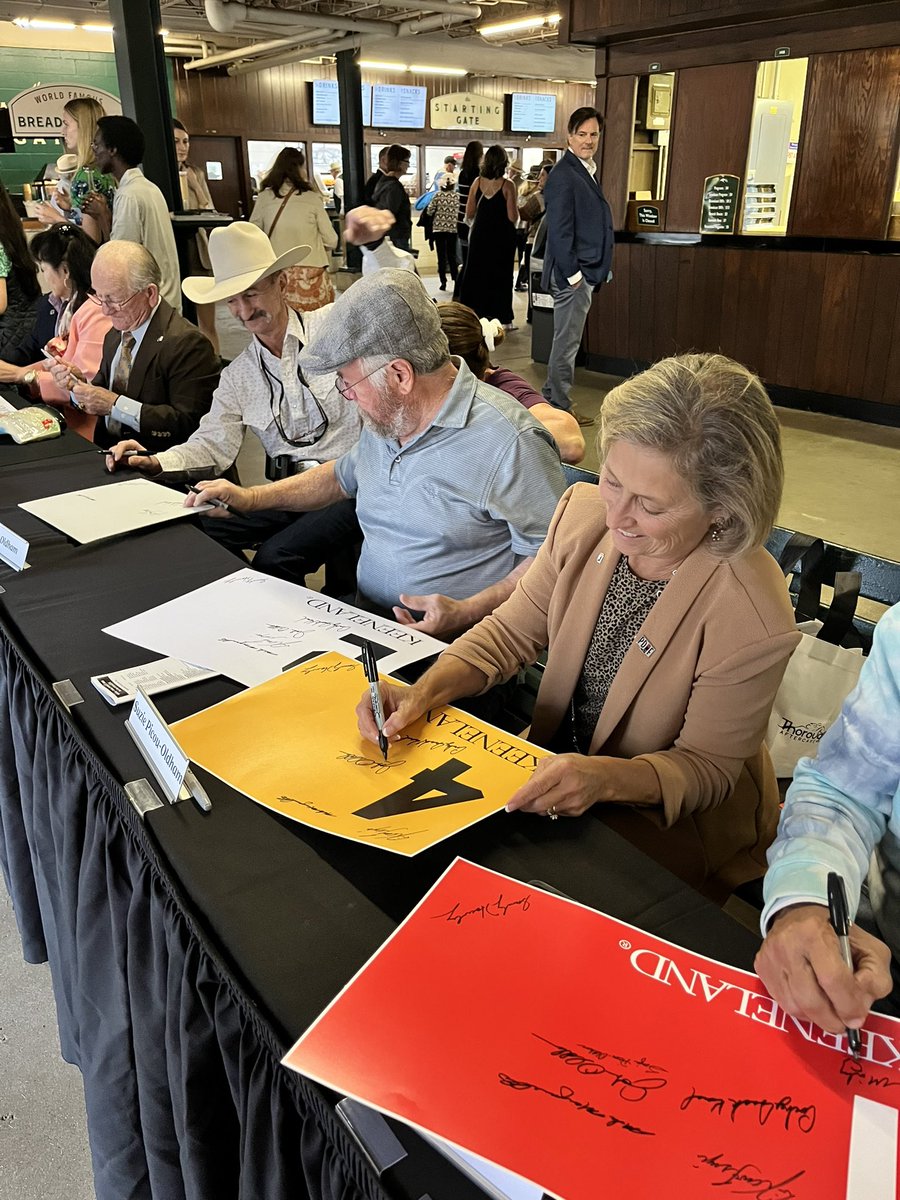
103, 219, 372, 590
183, 269, 567, 639
53, 240, 220, 452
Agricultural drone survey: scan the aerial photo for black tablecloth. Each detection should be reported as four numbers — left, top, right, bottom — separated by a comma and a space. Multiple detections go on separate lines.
0, 440, 762, 1200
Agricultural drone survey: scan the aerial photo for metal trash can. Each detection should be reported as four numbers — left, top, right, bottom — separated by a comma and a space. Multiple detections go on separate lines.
529, 253, 554, 365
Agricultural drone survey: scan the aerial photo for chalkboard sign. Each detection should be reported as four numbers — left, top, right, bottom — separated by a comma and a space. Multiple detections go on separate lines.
700, 174, 741, 234
636, 204, 661, 227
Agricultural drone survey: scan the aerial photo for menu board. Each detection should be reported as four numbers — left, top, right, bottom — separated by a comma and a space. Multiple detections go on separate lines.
509, 92, 557, 134
311, 79, 373, 126
700, 173, 741, 234
371, 84, 427, 130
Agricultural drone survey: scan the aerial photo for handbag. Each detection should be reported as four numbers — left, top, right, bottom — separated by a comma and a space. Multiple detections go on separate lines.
765, 534, 865, 778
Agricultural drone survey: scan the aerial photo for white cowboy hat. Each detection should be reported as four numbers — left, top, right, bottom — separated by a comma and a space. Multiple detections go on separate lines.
182, 221, 310, 304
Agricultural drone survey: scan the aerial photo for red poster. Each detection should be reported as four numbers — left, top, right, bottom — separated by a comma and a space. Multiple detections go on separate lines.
284, 859, 900, 1200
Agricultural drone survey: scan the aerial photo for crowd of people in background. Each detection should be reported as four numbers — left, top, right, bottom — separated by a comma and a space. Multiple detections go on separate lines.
1, 96, 898, 1036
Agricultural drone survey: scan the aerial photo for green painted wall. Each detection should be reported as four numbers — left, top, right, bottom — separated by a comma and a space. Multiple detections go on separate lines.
0, 46, 175, 194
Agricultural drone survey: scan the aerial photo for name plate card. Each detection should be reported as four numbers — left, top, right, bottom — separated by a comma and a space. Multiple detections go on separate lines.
127, 688, 189, 803
0, 521, 29, 571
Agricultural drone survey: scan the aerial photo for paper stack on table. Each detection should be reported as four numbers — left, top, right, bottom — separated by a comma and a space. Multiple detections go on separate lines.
19, 477, 212, 543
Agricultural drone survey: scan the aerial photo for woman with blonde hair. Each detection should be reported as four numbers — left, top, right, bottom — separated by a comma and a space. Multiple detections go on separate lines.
249, 146, 337, 312
37, 96, 115, 243
359, 353, 800, 900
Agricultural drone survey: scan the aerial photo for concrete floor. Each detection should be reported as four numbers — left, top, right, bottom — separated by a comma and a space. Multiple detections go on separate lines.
2, 254, 899, 1200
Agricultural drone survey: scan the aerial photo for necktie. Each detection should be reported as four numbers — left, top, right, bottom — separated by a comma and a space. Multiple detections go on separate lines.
108, 331, 135, 439
112, 331, 135, 395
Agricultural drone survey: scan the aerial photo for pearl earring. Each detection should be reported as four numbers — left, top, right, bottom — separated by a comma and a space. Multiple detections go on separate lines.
709, 523, 723, 543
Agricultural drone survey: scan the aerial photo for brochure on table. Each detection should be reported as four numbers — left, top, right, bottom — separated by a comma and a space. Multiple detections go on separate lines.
284, 858, 900, 1200
172, 651, 549, 855
104, 567, 444, 686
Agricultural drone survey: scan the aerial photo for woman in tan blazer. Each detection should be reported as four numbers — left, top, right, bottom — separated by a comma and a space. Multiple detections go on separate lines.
358, 353, 800, 899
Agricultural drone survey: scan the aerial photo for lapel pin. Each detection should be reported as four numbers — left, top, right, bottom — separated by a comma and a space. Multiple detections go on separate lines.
596, 552, 604, 563
637, 635, 656, 658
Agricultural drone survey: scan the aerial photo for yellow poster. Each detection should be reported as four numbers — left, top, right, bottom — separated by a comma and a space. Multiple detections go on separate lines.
172, 652, 550, 855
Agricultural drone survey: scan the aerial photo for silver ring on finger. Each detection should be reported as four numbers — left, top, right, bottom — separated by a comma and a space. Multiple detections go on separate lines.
547, 805, 559, 821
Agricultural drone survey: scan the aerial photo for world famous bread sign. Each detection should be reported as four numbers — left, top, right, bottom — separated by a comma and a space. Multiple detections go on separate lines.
9, 84, 121, 138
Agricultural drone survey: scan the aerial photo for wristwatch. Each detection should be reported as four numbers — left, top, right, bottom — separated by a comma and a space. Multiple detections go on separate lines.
22, 368, 37, 385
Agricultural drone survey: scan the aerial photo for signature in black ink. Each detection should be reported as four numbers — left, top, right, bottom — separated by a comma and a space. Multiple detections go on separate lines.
433, 892, 531, 927
533, 1035, 667, 1103
498, 1072, 654, 1135
277, 795, 333, 816
694, 1151, 805, 1200
300, 662, 357, 676
394, 734, 468, 755
681, 1089, 816, 1133
579, 1043, 668, 1076
357, 826, 413, 842
336, 751, 405, 776
840, 1056, 900, 1090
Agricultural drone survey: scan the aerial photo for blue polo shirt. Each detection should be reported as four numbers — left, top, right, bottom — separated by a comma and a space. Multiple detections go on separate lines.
333, 358, 566, 611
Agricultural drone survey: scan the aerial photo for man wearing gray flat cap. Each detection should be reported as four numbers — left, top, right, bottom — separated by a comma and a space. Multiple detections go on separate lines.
105, 212, 393, 594
188, 269, 567, 638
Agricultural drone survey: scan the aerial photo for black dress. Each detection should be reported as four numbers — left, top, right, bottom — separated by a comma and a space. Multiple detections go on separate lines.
458, 185, 516, 325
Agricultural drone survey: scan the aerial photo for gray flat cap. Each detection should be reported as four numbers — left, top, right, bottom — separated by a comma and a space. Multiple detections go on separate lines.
299, 269, 447, 373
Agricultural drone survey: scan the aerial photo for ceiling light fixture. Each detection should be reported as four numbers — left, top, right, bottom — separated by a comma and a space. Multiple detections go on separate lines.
13, 17, 76, 30
82, 24, 114, 34
359, 60, 467, 75
478, 13, 560, 37
408, 64, 467, 76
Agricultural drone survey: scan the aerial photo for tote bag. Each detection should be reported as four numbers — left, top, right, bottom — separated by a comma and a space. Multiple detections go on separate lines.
765, 534, 864, 778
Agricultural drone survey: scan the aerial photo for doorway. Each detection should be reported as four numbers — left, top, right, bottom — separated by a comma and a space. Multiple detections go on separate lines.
188, 135, 249, 219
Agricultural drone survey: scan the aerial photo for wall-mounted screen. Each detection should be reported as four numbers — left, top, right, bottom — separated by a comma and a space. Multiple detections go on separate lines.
310, 80, 372, 126
371, 84, 427, 130
508, 92, 556, 134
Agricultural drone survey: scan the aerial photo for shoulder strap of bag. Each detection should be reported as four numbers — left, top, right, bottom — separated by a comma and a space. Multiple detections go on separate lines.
817, 570, 862, 647
777, 533, 826, 623
267, 187, 295, 239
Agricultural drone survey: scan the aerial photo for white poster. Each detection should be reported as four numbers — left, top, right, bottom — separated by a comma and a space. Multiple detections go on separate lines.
104, 567, 444, 686
19, 478, 212, 543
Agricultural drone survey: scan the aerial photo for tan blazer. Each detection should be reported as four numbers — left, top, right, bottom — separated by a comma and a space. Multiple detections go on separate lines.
444, 485, 801, 896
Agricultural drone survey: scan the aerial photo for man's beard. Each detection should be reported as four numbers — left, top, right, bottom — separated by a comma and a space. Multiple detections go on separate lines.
360, 388, 409, 440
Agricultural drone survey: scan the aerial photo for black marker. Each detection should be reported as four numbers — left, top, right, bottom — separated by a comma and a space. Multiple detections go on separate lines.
186, 484, 230, 512
827, 871, 862, 1060
361, 640, 388, 762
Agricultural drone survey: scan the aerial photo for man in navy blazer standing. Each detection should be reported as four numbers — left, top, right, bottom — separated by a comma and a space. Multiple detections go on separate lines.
541, 107, 613, 427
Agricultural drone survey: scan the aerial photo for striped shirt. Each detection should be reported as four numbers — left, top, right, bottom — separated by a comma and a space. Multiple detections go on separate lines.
333, 359, 566, 611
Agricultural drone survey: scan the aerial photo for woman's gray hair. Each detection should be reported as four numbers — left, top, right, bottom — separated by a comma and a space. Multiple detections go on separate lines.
599, 353, 783, 559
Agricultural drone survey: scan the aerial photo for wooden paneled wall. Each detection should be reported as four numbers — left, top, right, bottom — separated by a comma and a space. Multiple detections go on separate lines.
663, 62, 757, 232
569, 0, 893, 43
586, 242, 900, 405
789, 47, 900, 239
173, 59, 593, 146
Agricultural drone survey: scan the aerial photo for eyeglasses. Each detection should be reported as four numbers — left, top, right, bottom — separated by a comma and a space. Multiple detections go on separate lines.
260, 357, 329, 448
89, 290, 143, 313
334, 363, 388, 399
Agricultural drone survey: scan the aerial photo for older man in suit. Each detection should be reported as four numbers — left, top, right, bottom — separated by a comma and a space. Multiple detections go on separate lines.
541, 106, 614, 428
51, 240, 219, 451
